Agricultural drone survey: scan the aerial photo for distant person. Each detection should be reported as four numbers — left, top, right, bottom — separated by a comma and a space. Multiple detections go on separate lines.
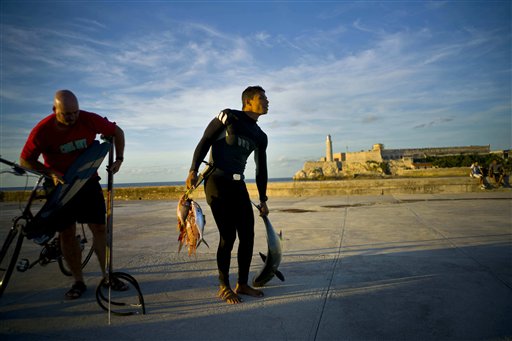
186, 86, 269, 304
20, 90, 128, 299
470, 162, 486, 189
488, 159, 505, 187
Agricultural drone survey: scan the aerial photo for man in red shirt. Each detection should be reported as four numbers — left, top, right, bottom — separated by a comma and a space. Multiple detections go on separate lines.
20, 89, 126, 299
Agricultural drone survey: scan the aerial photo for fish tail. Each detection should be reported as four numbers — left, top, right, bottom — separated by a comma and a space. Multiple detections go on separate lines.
197, 238, 210, 249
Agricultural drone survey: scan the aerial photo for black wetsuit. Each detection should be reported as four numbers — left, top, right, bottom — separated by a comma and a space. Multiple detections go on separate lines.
190, 109, 268, 287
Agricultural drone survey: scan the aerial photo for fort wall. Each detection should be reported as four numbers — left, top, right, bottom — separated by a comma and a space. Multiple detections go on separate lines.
345, 150, 383, 163
294, 138, 497, 180
381, 145, 490, 160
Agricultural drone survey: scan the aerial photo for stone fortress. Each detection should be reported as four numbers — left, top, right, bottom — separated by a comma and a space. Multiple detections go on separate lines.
293, 135, 496, 180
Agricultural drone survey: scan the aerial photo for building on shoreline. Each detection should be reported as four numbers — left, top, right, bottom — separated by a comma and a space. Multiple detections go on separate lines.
295, 135, 506, 180
321, 142, 491, 163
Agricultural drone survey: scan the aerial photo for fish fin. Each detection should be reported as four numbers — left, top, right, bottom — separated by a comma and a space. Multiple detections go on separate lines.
197, 238, 210, 249
275, 270, 285, 282
259, 252, 267, 262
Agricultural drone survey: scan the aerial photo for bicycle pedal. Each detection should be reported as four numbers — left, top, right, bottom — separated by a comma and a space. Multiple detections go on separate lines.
17, 259, 29, 272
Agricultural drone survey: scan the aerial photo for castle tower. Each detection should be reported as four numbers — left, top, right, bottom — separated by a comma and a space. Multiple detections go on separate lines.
372, 143, 384, 151
326, 135, 333, 162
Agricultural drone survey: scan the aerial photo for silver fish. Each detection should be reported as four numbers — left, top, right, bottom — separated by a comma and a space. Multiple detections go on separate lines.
252, 215, 285, 287
190, 200, 209, 249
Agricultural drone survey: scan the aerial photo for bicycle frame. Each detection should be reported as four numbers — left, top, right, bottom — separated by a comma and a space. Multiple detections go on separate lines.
0, 161, 46, 297
0, 158, 93, 297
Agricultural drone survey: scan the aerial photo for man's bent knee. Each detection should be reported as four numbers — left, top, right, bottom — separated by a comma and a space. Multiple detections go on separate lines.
59, 224, 77, 240
88, 223, 106, 234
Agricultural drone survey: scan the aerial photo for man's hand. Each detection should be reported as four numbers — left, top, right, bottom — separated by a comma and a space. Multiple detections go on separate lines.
108, 160, 123, 174
186, 171, 198, 189
259, 201, 269, 217
49, 172, 64, 186
20, 158, 64, 185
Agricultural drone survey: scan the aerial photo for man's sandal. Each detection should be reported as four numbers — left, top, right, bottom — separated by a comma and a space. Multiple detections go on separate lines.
65, 281, 86, 300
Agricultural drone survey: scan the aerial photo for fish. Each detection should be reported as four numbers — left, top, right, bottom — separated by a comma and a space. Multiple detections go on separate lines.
176, 195, 192, 253
184, 211, 200, 255
176, 196, 209, 256
191, 200, 209, 249
252, 215, 285, 287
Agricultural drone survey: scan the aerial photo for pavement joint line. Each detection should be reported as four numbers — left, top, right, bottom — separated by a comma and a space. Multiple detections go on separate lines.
310, 201, 348, 341
405, 203, 512, 292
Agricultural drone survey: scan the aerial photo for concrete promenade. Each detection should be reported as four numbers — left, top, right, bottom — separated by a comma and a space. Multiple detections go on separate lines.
0, 192, 511, 340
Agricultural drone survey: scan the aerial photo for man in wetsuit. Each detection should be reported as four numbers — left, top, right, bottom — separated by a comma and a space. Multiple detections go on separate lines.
20, 90, 127, 299
186, 86, 269, 304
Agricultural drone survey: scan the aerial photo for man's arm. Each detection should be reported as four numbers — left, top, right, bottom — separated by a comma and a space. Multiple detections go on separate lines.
109, 125, 125, 174
19, 157, 64, 185
186, 117, 224, 188
254, 137, 269, 216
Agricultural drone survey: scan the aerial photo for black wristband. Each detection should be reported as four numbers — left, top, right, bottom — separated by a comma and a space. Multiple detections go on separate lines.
260, 195, 268, 202
116, 157, 124, 161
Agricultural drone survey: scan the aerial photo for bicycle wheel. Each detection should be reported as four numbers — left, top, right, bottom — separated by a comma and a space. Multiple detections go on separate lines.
0, 218, 25, 298
58, 224, 95, 276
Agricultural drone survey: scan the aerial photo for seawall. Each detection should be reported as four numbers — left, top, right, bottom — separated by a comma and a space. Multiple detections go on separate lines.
1, 176, 507, 202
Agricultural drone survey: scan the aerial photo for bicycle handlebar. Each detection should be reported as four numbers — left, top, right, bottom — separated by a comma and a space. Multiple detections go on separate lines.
0, 156, 47, 177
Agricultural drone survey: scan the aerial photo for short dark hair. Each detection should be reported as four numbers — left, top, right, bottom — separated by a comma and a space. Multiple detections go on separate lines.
242, 86, 265, 105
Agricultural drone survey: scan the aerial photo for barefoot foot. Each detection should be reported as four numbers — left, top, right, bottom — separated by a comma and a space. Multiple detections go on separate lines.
218, 286, 242, 304
234, 283, 264, 298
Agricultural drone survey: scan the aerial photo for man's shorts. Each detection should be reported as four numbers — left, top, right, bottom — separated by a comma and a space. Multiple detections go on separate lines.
25, 177, 106, 242
50, 177, 106, 232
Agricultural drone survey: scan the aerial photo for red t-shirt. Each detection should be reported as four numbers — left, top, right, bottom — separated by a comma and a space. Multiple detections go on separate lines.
21, 110, 117, 175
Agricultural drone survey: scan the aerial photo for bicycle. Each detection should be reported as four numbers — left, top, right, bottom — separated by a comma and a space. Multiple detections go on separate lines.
0, 157, 94, 298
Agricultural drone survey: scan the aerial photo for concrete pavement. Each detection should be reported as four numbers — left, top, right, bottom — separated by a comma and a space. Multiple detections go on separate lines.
0, 192, 511, 340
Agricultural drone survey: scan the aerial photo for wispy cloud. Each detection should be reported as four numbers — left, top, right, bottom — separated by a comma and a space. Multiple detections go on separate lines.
74, 17, 108, 30
413, 117, 454, 129
425, 1, 449, 10
353, 18, 375, 34
362, 115, 381, 124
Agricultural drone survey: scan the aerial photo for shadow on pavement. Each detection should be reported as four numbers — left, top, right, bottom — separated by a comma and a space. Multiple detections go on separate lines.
1, 241, 511, 341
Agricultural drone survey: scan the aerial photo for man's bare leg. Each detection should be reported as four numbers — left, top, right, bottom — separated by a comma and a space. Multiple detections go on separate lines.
88, 223, 106, 276
60, 223, 83, 283
234, 283, 264, 297
61, 224, 87, 299
498, 174, 504, 187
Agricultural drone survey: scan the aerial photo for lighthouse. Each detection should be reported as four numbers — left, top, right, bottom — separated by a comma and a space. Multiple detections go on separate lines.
326, 135, 333, 162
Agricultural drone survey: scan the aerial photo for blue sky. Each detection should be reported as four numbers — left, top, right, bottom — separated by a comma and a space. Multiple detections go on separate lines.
1, 1, 510, 187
